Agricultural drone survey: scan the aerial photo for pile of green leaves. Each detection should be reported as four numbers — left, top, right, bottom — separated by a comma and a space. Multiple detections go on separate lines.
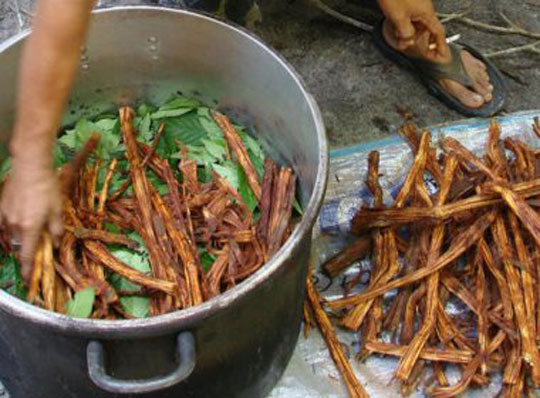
0, 95, 272, 319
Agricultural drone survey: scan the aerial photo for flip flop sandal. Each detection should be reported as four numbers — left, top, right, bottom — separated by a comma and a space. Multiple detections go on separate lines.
373, 19, 506, 118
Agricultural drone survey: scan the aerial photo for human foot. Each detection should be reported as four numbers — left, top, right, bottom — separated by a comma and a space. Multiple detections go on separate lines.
382, 20, 494, 109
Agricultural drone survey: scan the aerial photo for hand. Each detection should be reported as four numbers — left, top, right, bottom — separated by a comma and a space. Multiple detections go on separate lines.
378, 0, 448, 60
1, 158, 63, 279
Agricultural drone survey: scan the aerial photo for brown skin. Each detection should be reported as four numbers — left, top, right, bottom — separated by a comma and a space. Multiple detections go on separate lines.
379, 0, 494, 108
0, 0, 492, 279
1, 0, 96, 279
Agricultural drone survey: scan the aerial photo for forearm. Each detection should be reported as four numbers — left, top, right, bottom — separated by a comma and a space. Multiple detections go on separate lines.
10, 0, 96, 166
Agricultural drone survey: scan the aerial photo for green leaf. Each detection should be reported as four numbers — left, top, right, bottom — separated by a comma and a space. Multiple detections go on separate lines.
137, 103, 156, 117
176, 145, 215, 166
238, 166, 258, 212
59, 118, 121, 160
199, 250, 216, 273
94, 118, 117, 131
146, 170, 169, 195
0, 158, 10, 181
0, 255, 27, 299
151, 107, 193, 120
126, 231, 148, 250
243, 133, 265, 160
150, 96, 200, 120
119, 296, 150, 318
110, 247, 150, 273
66, 288, 96, 318
138, 114, 154, 144
159, 96, 200, 111
201, 139, 227, 162
293, 198, 303, 215
239, 132, 265, 179
109, 242, 151, 292
212, 161, 239, 190
108, 175, 131, 197
52, 145, 67, 168
198, 107, 223, 140
157, 111, 209, 158
104, 222, 121, 233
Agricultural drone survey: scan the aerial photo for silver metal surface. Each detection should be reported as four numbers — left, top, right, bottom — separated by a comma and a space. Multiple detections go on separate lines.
0, 7, 328, 398
87, 332, 196, 393
0, 4, 327, 339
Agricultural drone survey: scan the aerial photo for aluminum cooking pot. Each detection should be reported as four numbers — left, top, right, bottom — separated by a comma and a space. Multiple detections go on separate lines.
0, 6, 327, 398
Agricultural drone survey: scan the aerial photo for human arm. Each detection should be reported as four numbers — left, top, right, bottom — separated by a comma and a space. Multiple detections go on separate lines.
1, 0, 96, 278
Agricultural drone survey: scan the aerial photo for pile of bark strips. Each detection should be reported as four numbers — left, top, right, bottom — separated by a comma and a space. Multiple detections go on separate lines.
0, 107, 296, 319
306, 119, 540, 398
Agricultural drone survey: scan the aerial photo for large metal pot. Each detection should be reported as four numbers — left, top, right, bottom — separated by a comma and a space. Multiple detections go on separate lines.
0, 7, 327, 398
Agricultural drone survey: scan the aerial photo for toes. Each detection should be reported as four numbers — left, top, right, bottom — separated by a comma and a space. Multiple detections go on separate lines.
440, 79, 485, 109
461, 50, 493, 103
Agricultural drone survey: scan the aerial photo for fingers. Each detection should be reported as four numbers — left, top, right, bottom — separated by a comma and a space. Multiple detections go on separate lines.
19, 222, 43, 281
423, 16, 448, 59
48, 198, 64, 247
392, 17, 416, 50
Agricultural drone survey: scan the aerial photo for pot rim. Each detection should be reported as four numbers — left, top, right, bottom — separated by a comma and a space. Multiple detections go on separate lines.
0, 6, 328, 338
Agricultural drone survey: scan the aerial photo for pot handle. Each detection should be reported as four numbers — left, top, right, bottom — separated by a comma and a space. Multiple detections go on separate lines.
87, 331, 196, 394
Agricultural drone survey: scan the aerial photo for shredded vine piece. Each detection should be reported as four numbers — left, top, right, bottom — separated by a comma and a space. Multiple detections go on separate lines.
306, 270, 369, 398
0, 95, 299, 319
312, 120, 540, 397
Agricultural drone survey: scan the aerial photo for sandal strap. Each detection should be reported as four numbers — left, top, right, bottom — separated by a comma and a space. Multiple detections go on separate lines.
411, 44, 474, 89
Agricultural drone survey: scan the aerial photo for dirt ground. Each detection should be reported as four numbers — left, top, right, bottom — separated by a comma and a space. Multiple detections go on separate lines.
0, 0, 538, 147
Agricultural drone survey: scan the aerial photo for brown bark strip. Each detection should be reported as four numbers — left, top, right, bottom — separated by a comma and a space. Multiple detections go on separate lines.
54, 275, 70, 314
322, 236, 371, 278
429, 355, 482, 398
492, 215, 538, 380
339, 151, 395, 332
207, 246, 229, 298
330, 211, 496, 309
395, 155, 458, 381
119, 107, 174, 305
151, 191, 203, 307
400, 284, 426, 345
508, 212, 537, 360
342, 231, 399, 330
84, 240, 176, 295
475, 260, 488, 375
442, 137, 499, 181
488, 182, 540, 247
267, 167, 296, 257
306, 274, 369, 398
108, 178, 132, 202
256, 158, 277, 252
67, 226, 140, 249
351, 178, 540, 231
435, 303, 477, 353
398, 124, 443, 184
41, 232, 56, 311
212, 112, 262, 200
59, 132, 100, 196
478, 238, 514, 323
96, 158, 118, 227
364, 341, 473, 364
141, 122, 164, 167
394, 132, 431, 208
87, 160, 101, 213
26, 240, 44, 304
534, 117, 540, 139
